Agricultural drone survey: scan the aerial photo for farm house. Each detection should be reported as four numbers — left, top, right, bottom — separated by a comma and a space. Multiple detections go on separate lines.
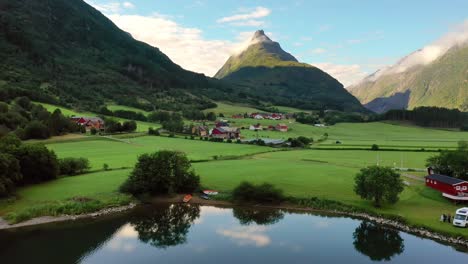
210, 127, 240, 139
425, 172, 468, 202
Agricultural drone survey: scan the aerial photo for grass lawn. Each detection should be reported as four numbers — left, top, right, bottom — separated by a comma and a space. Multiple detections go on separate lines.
204, 102, 267, 116
36, 102, 159, 132
194, 150, 468, 237
46, 135, 272, 169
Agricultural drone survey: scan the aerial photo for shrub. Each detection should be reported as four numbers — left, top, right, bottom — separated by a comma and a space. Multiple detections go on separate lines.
90, 127, 97, 135
371, 144, 379, 151
59, 157, 90, 176
24, 120, 49, 139
103, 163, 110, 171
0, 153, 22, 197
15, 144, 59, 184
120, 151, 200, 195
232, 182, 285, 204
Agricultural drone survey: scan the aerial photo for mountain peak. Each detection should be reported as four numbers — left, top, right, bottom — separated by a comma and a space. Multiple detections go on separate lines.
251, 30, 272, 43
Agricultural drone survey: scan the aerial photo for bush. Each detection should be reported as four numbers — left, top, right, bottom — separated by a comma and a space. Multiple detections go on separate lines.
232, 182, 285, 204
103, 163, 110, 171
90, 127, 97, 135
371, 144, 379, 151
24, 120, 49, 139
0, 153, 22, 197
120, 151, 200, 195
59, 157, 90, 176
15, 144, 59, 184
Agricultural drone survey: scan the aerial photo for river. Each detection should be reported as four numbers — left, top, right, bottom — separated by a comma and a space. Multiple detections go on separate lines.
0, 204, 467, 263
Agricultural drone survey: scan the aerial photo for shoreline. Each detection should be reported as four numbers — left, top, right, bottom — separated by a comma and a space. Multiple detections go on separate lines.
1, 196, 467, 248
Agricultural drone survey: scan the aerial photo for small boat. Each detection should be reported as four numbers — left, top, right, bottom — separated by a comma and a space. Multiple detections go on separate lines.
200, 194, 210, 200
203, 190, 219, 196
183, 194, 192, 203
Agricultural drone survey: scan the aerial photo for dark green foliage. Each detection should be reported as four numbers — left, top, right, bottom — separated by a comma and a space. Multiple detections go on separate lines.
426, 141, 468, 180
371, 144, 379, 151
0, 153, 21, 197
148, 111, 171, 123
103, 163, 110, 171
120, 150, 200, 195
206, 112, 216, 121
0, 0, 235, 112
90, 127, 97, 135
295, 112, 320, 124
112, 110, 147, 121
354, 166, 404, 207
104, 118, 137, 133
15, 144, 59, 185
461, 124, 468, 131
383, 107, 468, 128
161, 113, 184, 133
288, 136, 313, 148
24, 120, 49, 139
353, 222, 404, 261
232, 182, 285, 204
182, 108, 205, 120
58, 157, 90, 176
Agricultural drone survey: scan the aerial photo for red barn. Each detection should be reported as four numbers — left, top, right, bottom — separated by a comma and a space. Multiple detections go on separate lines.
425, 173, 468, 201
211, 127, 240, 139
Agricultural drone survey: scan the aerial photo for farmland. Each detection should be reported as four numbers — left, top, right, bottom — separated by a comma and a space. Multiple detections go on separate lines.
1, 102, 468, 237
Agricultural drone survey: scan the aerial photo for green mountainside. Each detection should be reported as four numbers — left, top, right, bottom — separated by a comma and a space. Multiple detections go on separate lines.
349, 44, 468, 113
215, 30, 365, 112
0, 0, 231, 111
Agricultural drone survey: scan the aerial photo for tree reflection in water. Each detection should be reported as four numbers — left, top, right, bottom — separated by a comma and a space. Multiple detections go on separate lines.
233, 207, 284, 225
130, 204, 200, 248
353, 221, 405, 261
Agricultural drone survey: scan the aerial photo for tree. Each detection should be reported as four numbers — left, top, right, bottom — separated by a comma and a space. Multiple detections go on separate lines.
426, 141, 468, 180
0, 153, 22, 197
120, 150, 200, 195
354, 166, 404, 207
24, 120, 50, 139
353, 221, 404, 261
206, 112, 216, 121
58, 157, 90, 176
15, 144, 59, 185
122, 120, 137, 132
371, 144, 379, 151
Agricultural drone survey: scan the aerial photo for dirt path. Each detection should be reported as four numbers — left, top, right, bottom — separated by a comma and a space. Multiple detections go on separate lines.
401, 173, 424, 182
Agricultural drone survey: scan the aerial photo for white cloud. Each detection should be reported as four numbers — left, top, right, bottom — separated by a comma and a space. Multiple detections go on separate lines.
371, 19, 468, 77
217, 226, 271, 247
218, 7, 271, 23
106, 13, 248, 76
122, 2, 135, 9
311, 62, 368, 87
85, 1, 135, 13
231, 20, 265, 27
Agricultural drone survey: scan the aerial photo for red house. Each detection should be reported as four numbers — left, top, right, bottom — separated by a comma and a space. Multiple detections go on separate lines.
425, 172, 468, 202
211, 127, 240, 139
275, 124, 288, 132
71, 117, 105, 131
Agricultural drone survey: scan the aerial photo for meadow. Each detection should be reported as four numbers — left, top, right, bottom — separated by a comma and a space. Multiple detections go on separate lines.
37, 102, 158, 132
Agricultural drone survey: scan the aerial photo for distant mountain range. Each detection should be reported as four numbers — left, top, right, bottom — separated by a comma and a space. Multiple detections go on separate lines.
349, 39, 468, 113
215, 30, 366, 112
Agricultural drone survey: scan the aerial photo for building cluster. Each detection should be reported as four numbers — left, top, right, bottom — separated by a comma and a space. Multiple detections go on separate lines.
70, 116, 105, 131
231, 112, 294, 120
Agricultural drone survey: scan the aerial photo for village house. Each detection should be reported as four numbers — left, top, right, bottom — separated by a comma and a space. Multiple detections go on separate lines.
215, 121, 229, 127
275, 123, 288, 132
249, 123, 263, 131
192, 125, 208, 137
71, 116, 105, 131
425, 168, 468, 202
211, 126, 240, 139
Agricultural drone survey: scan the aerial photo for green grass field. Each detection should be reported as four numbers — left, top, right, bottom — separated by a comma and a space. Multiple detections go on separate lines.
36, 102, 159, 132
204, 102, 266, 115
2, 102, 468, 237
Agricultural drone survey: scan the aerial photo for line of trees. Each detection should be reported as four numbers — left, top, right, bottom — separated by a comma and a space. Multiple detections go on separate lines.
0, 96, 81, 140
383, 107, 468, 129
103, 119, 137, 133
427, 141, 468, 180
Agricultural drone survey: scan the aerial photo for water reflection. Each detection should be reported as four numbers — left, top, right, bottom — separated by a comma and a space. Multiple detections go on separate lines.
233, 207, 284, 225
130, 204, 200, 248
353, 221, 405, 261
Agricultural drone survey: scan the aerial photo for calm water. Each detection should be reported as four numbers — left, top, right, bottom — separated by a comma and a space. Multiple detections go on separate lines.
0, 204, 467, 263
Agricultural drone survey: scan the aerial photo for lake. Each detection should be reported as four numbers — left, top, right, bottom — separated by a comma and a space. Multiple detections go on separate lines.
0, 204, 467, 263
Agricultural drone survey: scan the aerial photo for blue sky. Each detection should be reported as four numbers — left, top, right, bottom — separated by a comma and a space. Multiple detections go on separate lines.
85, 0, 468, 86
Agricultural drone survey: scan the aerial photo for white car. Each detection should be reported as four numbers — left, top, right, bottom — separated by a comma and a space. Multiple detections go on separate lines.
453, 207, 468, 227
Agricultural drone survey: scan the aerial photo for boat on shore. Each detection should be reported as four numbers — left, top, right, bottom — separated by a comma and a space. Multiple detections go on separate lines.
183, 194, 192, 203
203, 190, 219, 195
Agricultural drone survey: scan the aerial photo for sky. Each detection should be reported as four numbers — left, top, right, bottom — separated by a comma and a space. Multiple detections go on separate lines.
84, 0, 468, 87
